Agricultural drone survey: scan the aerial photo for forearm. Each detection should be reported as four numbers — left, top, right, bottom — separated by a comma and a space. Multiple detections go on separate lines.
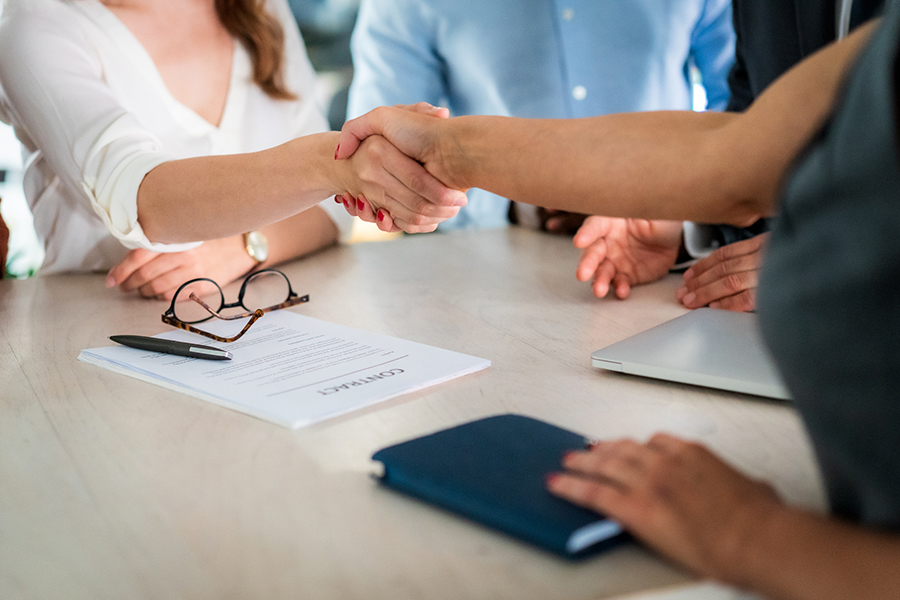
439, 22, 875, 226
138, 132, 345, 243
732, 506, 900, 600
440, 111, 750, 224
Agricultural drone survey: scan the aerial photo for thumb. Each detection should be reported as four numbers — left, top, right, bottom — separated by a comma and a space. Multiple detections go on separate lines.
335, 106, 394, 160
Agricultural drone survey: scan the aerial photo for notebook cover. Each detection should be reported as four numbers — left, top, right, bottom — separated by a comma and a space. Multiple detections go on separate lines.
371, 414, 624, 558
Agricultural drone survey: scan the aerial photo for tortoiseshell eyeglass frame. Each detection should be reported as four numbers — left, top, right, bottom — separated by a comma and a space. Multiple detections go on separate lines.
161, 269, 309, 343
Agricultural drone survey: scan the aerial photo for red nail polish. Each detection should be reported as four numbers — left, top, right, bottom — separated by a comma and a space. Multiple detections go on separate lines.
334, 195, 342, 203
545, 473, 560, 486
357, 198, 365, 211
343, 199, 350, 208
334, 144, 340, 160
377, 209, 384, 222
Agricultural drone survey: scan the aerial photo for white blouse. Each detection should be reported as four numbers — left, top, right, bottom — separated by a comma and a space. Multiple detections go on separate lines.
0, 0, 351, 274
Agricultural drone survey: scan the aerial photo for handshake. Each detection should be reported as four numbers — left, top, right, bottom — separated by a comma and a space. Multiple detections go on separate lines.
331, 103, 767, 313
332, 102, 466, 234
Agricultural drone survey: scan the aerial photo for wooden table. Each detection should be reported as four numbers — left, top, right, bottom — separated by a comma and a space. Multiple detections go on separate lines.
0, 229, 823, 600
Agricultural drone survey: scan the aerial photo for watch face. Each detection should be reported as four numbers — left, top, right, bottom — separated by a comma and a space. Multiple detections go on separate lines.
245, 231, 269, 263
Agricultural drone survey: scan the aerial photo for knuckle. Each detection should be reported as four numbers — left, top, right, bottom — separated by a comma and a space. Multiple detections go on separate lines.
736, 289, 757, 311
617, 439, 641, 455
663, 437, 692, 458
723, 273, 744, 293
410, 196, 437, 217
406, 172, 429, 196
370, 106, 388, 121
680, 440, 708, 462
648, 432, 672, 447
645, 459, 672, 493
408, 213, 430, 227
587, 484, 610, 508
711, 261, 730, 280
715, 243, 734, 261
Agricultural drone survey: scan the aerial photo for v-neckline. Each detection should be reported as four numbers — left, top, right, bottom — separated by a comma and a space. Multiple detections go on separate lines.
76, 0, 248, 135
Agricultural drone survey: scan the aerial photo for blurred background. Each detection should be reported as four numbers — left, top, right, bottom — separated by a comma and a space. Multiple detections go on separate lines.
0, 0, 366, 279
1, 0, 712, 278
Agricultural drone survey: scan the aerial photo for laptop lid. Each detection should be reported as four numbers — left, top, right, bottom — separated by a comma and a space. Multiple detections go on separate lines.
591, 308, 791, 400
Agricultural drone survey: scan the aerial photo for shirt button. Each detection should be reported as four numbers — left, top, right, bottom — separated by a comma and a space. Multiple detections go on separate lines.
562, 8, 574, 20
572, 85, 587, 101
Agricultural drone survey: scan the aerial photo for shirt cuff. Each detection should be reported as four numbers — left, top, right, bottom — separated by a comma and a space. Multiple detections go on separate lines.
682, 221, 723, 259
82, 150, 201, 253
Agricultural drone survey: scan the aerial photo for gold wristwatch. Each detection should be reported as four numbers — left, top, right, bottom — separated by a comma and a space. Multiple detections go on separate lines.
242, 231, 268, 264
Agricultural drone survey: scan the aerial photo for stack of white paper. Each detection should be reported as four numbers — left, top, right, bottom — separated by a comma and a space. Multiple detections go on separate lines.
79, 311, 490, 428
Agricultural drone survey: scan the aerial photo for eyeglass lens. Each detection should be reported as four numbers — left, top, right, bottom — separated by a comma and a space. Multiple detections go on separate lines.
240, 270, 292, 313
172, 270, 293, 324
172, 280, 225, 324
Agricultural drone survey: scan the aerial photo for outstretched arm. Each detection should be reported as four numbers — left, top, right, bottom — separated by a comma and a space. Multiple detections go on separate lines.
138, 129, 466, 244
336, 22, 875, 228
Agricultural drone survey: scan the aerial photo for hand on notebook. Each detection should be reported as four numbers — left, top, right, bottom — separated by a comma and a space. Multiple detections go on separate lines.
574, 216, 682, 299
546, 433, 782, 580
676, 233, 768, 312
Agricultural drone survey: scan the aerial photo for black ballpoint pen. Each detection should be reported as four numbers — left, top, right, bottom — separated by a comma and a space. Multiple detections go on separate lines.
109, 335, 233, 361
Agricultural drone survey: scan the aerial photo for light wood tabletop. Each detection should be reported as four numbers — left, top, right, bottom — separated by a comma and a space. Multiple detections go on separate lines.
0, 228, 822, 600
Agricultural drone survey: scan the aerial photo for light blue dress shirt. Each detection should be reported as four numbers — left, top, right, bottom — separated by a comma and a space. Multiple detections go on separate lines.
348, 0, 735, 229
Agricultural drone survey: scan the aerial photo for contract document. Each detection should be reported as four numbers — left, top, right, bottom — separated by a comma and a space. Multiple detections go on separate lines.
79, 311, 490, 428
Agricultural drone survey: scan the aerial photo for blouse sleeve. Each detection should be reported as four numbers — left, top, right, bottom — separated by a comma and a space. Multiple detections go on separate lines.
0, 2, 199, 252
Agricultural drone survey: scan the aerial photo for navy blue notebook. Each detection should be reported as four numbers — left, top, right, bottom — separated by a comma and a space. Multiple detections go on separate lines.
371, 414, 624, 558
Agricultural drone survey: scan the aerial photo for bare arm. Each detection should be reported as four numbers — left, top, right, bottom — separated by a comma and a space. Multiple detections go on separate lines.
139, 128, 466, 244
741, 505, 900, 600
337, 22, 875, 228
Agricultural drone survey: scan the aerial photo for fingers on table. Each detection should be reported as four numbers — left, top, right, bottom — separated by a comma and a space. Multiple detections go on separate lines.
591, 259, 617, 298
136, 269, 190, 301
612, 273, 633, 300
678, 262, 760, 310
677, 243, 763, 310
591, 260, 634, 300
106, 248, 157, 287
576, 237, 609, 282
548, 439, 654, 518
121, 258, 179, 295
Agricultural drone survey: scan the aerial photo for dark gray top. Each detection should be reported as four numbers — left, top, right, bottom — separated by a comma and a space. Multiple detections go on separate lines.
709, 0, 884, 248
728, 0, 884, 112
759, 1, 900, 528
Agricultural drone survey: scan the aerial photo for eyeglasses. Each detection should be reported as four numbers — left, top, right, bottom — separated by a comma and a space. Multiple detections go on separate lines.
162, 269, 308, 343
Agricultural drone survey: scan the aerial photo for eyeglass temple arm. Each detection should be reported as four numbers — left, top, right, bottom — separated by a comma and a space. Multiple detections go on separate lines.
161, 309, 264, 343
189, 292, 265, 321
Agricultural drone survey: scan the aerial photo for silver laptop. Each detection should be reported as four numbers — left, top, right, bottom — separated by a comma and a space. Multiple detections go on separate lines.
591, 308, 790, 400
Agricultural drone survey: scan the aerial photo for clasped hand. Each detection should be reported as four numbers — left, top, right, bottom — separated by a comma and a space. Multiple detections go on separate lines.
334, 102, 465, 233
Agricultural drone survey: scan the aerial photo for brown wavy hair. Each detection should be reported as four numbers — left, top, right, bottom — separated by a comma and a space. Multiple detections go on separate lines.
216, 0, 297, 100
